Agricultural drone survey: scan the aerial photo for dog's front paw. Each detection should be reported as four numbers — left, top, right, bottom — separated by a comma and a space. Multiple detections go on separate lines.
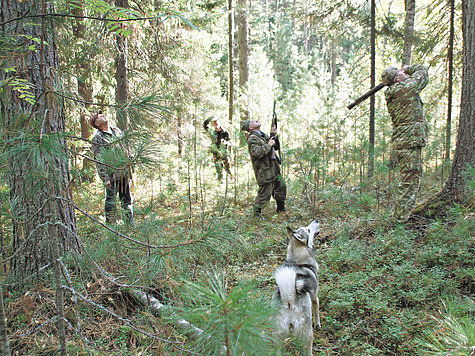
313, 320, 321, 329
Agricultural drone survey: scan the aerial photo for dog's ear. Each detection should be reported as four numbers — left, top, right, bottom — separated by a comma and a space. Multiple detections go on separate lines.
286, 227, 294, 236
293, 234, 308, 245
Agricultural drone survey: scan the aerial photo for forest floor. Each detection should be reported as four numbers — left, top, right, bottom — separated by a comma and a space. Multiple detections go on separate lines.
5, 174, 474, 355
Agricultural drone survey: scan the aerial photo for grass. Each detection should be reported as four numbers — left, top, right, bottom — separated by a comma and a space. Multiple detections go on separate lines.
4, 165, 474, 355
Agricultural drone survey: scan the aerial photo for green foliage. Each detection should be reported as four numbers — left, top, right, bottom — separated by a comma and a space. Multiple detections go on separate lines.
0, 0, 471, 353
417, 299, 475, 355
176, 272, 275, 355
319, 212, 474, 355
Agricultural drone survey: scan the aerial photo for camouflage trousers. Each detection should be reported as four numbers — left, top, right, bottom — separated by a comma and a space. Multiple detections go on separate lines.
212, 151, 231, 181
393, 147, 422, 221
254, 175, 287, 214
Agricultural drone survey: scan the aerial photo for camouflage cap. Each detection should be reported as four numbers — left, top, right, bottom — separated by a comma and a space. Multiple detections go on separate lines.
381, 67, 398, 86
241, 119, 251, 132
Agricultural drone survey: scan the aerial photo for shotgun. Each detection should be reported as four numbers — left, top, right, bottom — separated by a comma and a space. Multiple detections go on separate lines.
270, 100, 281, 161
347, 83, 385, 110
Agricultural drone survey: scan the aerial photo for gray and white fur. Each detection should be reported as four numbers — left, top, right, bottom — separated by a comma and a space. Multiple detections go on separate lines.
273, 220, 320, 356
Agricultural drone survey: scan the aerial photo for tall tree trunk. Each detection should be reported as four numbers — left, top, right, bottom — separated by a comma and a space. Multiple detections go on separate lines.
0, 285, 9, 356
115, 0, 129, 130
412, 0, 474, 220
445, 0, 455, 163
0, 0, 77, 281
237, 0, 249, 121
444, 0, 475, 200
72, 0, 94, 170
330, 40, 337, 85
368, 0, 376, 177
402, 0, 416, 66
228, 0, 234, 125
177, 108, 183, 156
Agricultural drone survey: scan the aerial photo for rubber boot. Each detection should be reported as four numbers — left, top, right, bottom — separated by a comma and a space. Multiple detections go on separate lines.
124, 206, 134, 227
105, 206, 115, 224
253, 207, 262, 217
276, 201, 286, 213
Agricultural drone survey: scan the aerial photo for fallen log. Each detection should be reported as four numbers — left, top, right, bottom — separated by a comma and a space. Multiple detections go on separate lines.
131, 289, 204, 340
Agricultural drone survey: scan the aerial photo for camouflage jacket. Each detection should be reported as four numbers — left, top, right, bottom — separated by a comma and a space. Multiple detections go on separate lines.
384, 65, 429, 150
91, 127, 131, 182
247, 131, 281, 185
206, 128, 230, 155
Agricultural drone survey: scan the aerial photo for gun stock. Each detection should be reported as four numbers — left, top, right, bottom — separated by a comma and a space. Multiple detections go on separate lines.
347, 83, 386, 110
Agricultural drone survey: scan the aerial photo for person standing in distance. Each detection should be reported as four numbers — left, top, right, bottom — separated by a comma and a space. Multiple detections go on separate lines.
241, 118, 287, 217
203, 117, 232, 181
381, 64, 429, 222
89, 111, 133, 225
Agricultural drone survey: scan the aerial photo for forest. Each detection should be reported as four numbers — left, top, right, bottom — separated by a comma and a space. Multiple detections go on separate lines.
0, 0, 473, 354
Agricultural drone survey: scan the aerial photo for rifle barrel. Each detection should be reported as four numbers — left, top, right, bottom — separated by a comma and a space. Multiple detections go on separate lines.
272, 100, 277, 128
347, 83, 385, 110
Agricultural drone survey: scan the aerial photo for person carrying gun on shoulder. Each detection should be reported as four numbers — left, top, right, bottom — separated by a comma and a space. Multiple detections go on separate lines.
241, 117, 287, 217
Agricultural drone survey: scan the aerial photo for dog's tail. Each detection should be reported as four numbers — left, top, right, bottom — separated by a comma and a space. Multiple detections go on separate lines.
275, 267, 296, 307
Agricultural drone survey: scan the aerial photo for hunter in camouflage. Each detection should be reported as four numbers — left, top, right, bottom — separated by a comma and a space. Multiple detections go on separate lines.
203, 117, 232, 181
241, 119, 287, 216
382, 64, 429, 221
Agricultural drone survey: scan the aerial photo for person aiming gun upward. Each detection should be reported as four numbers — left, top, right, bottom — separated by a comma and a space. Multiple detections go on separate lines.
203, 117, 232, 181
241, 116, 287, 217
381, 64, 429, 222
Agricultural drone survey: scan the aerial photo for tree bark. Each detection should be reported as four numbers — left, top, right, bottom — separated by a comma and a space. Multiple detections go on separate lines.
237, 0, 249, 121
0, 0, 78, 281
115, 0, 129, 130
402, 0, 416, 66
0, 285, 10, 356
72, 0, 94, 170
177, 109, 183, 157
368, 0, 376, 178
443, 0, 475, 200
411, 0, 474, 220
444, 0, 455, 163
330, 41, 337, 85
228, 0, 234, 125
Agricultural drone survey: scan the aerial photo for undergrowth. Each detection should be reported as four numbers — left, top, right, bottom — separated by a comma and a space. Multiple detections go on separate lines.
4, 179, 474, 355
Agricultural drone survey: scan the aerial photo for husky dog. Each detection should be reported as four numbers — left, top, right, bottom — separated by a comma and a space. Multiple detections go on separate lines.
273, 220, 320, 355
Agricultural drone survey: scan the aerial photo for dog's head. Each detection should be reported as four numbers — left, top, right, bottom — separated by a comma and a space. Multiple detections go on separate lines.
286, 220, 320, 249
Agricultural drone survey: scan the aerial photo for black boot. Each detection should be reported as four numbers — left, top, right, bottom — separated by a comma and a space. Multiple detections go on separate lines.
125, 208, 134, 227
105, 208, 115, 224
276, 201, 286, 213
